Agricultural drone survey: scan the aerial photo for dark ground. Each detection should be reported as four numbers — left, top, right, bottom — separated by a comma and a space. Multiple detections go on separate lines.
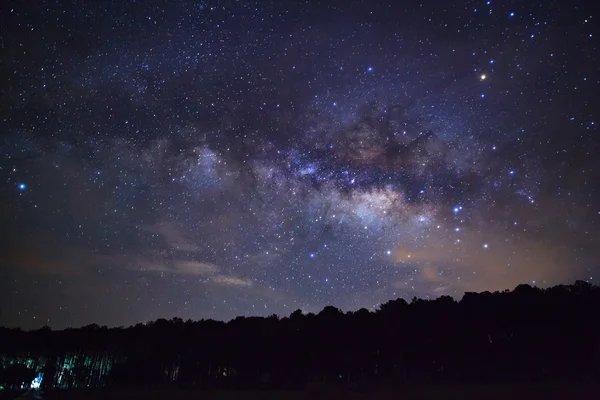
3, 383, 597, 400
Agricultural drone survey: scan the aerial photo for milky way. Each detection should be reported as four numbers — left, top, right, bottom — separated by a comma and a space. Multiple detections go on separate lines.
1, 0, 599, 329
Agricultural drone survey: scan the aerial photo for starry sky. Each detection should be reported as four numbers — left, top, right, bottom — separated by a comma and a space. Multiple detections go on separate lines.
1, 0, 599, 329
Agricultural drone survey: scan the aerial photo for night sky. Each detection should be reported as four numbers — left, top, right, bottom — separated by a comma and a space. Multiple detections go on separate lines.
1, 0, 599, 329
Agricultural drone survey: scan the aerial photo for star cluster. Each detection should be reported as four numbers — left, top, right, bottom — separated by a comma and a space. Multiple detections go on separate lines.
0, 0, 598, 329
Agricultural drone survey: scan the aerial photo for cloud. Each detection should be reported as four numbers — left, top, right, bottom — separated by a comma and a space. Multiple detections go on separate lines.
138, 222, 201, 252
135, 259, 219, 276
124, 254, 254, 288
391, 229, 578, 295
212, 275, 253, 287
175, 261, 220, 275
1, 248, 91, 277
421, 264, 443, 283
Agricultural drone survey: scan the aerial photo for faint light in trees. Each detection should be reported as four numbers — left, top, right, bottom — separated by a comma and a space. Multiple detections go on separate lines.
31, 373, 43, 390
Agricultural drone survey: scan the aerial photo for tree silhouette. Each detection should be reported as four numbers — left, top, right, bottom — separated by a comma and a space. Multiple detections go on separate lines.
1, 281, 600, 391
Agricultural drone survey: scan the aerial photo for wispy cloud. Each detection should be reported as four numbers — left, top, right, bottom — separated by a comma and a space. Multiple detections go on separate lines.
136, 259, 219, 276
177, 261, 220, 275
138, 221, 201, 252
390, 229, 576, 294
126, 254, 254, 288
212, 275, 253, 287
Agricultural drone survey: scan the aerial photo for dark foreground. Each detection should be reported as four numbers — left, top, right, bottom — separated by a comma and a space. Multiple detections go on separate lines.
4, 384, 599, 400
4, 283, 600, 396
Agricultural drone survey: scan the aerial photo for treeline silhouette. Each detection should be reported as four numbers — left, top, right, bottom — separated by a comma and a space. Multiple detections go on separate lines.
1, 281, 600, 392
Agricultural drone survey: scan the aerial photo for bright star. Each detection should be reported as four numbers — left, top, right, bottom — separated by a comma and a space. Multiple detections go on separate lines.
386, 250, 392, 255
480, 74, 487, 80
483, 244, 489, 249
367, 67, 373, 72
18, 183, 26, 190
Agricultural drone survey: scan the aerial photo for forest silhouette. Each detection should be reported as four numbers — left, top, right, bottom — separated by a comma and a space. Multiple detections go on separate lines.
1, 281, 600, 394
